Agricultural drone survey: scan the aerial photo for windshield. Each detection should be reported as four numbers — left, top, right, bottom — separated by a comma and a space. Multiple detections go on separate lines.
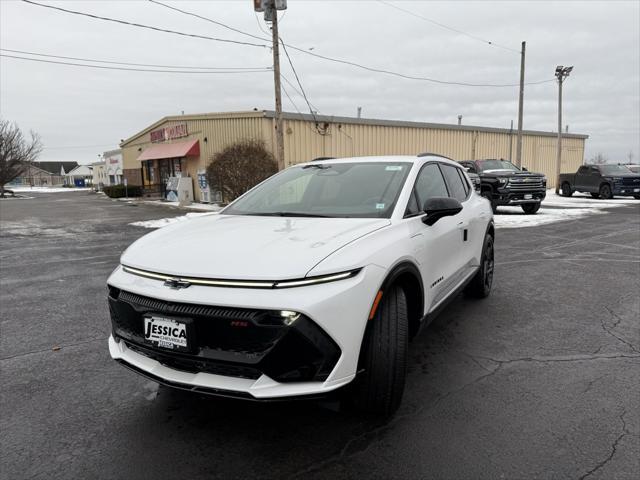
600, 164, 634, 175
477, 160, 520, 172
223, 162, 411, 218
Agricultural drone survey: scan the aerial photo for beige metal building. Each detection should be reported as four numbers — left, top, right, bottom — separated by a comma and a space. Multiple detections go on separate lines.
120, 110, 588, 202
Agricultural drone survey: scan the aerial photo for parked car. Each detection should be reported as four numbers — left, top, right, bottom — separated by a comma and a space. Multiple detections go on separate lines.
559, 164, 640, 199
622, 164, 640, 174
107, 155, 494, 416
459, 159, 547, 214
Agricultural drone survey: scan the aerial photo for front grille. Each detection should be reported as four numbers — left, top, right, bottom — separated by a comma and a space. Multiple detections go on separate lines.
108, 289, 341, 383
620, 178, 640, 187
508, 177, 545, 190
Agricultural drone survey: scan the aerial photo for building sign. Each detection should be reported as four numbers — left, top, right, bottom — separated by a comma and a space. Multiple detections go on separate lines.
150, 123, 188, 143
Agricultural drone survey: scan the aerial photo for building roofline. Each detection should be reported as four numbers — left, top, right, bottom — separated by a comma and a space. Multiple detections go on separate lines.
263, 110, 589, 140
120, 111, 265, 145
120, 109, 588, 145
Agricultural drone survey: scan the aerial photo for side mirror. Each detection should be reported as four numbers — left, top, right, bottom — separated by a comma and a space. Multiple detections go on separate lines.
521, 167, 528, 171
422, 197, 463, 226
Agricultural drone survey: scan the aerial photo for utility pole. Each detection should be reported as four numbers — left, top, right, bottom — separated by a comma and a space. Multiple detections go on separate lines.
270, 7, 285, 170
554, 65, 573, 193
515, 41, 525, 168
508, 119, 514, 161
257, 0, 287, 170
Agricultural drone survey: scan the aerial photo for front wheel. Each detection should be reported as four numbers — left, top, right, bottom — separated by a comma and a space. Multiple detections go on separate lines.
561, 183, 573, 197
465, 234, 494, 299
350, 286, 408, 416
599, 184, 613, 199
634, 195, 640, 200
521, 203, 541, 214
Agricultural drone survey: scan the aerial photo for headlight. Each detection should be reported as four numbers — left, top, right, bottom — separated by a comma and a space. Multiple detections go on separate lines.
498, 178, 508, 185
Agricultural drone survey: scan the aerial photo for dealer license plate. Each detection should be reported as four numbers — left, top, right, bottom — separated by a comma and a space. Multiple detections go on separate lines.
144, 316, 189, 351
524, 194, 533, 199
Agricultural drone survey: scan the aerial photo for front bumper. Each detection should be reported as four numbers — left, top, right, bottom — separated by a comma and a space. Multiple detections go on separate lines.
107, 264, 386, 399
494, 188, 546, 205
612, 185, 640, 196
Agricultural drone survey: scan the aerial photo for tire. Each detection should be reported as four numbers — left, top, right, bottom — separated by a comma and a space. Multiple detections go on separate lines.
599, 183, 613, 199
590, 193, 600, 199
521, 203, 540, 214
634, 195, 640, 200
561, 183, 573, 197
350, 285, 408, 416
481, 191, 498, 213
464, 234, 494, 299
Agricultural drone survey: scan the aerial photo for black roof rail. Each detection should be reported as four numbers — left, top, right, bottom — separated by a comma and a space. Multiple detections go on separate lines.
311, 156, 336, 161
417, 152, 453, 160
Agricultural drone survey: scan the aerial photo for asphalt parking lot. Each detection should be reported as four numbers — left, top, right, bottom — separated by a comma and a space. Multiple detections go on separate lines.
1, 192, 639, 480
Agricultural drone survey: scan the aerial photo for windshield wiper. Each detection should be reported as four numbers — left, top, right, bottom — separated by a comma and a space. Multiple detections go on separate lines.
302, 164, 331, 170
251, 212, 331, 217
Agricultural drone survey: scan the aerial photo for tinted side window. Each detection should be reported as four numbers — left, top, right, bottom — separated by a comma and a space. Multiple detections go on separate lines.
405, 190, 420, 216
456, 168, 470, 196
461, 162, 477, 173
578, 166, 589, 174
414, 163, 449, 207
589, 166, 600, 175
440, 165, 469, 202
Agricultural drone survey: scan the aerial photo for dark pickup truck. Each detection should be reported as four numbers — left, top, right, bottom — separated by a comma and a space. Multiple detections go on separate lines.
559, 164, 640, 199
460, 159, 547, 214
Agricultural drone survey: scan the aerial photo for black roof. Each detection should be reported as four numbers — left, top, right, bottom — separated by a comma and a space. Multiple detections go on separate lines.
31, 161, 79, 175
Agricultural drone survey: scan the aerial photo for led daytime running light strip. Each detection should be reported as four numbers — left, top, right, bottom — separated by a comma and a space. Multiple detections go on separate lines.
121, 265, 360, 289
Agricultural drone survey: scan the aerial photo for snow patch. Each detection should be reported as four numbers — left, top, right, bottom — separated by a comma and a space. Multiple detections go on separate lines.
494, 206, 607, 229
129, 212, 211, 229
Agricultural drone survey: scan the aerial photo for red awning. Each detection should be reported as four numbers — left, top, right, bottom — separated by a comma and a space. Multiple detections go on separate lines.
137, 139, 200, 161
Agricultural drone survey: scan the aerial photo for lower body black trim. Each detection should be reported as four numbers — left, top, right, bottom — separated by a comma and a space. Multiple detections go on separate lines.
115, 359, 331, 402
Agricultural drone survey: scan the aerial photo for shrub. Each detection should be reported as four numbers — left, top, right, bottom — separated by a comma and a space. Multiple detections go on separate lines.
103, 184, 142, 198
205, 139, 278, 203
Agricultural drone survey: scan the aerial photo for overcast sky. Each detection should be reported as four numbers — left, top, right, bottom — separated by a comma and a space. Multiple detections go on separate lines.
1, 0, 638, 164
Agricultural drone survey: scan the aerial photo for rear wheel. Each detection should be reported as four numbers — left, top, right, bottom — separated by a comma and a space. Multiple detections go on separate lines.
590, 193, 600, 199
481, 191, 497, 213
521, 203, 541, 214
465, 234, 494, 299
634, 195, 640, 200
350, 285, 408, 417
599, 184, 613, 199
561, 182, 573, 197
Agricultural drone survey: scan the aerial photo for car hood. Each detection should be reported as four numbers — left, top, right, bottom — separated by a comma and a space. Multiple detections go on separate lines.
482, 170, 545, 178
121, 214, 390, 280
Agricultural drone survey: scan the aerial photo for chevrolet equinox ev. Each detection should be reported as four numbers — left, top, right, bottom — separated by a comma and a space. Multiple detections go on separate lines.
107, 155, 495, 415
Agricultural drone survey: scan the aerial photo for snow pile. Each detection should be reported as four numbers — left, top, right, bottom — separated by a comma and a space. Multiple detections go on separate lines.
129, 212, 211, 229
542, 190, 638, 209
494, 206, 607, 229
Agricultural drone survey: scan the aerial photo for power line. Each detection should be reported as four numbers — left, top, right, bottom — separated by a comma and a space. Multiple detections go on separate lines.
0, 54, 272, 74
148, 0, 268, 43
163, 2, 552, 87
280, 74, 319, 113
1, 48, 270, 71
43, 144, 115, 150
21, 0, 269, 49
23, 0, 553, 87
279, 37, 319, 122
376, 0, 521, 54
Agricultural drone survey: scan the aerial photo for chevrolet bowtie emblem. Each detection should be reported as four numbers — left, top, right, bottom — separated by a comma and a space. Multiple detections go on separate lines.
164, 278, 191, 289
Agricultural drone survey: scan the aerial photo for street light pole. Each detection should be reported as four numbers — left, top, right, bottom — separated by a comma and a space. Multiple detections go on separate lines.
554, 65, 573, 194
515, 41, 526, 168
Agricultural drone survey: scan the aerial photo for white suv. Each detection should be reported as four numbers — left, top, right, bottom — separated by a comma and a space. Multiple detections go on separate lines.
107, 155, 494, 415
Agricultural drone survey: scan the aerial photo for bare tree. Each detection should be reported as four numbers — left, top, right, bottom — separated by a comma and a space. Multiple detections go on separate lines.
205, 139, 277, 203
0, 119, 43, 197
589, 152, 608, 165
